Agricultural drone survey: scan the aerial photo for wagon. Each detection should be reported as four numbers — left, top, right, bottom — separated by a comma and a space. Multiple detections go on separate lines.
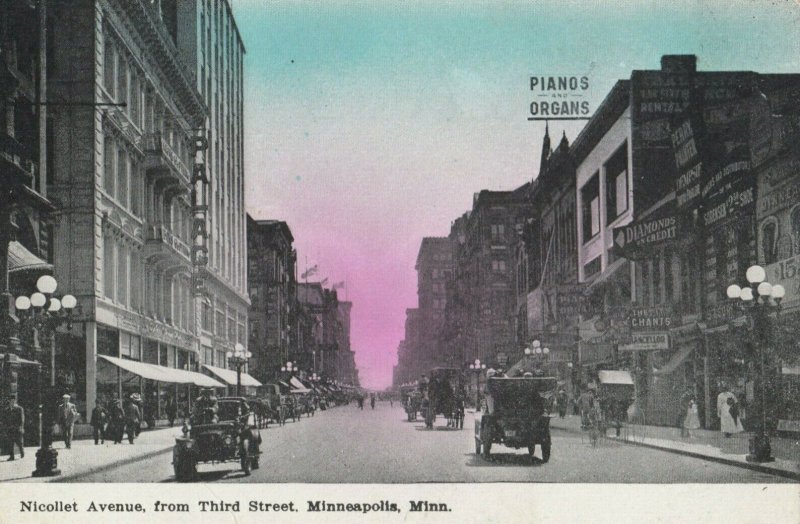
424, 367, 465, 429
475, 376, 556, 463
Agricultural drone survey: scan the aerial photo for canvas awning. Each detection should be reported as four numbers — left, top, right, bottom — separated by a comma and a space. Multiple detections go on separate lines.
8, 240, 53, 274
202, 364, 262, 387
598, 370, 634, 385
97, 355, 224, 388
653, 345, 694, 375
290, 376, 311, 393
782, 365, 800, 375
0, 352, 40, 366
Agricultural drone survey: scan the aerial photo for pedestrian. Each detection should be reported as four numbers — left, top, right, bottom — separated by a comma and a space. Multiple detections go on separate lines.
578, 388, 594, 429
370, 393, 376, 410
4, 398, 25, 460
717, 385, 744, 438
678, 389, 692, 437
556, 388, 568, 418
165, 396, 177, 427
56, 394, 78, 449
90, 401, 107, 445
107, 399, 125, 444
123, 395, 141, 444
683, 398, 701, 438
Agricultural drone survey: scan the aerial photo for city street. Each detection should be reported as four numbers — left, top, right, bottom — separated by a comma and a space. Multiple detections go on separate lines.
62, 403, 793, 483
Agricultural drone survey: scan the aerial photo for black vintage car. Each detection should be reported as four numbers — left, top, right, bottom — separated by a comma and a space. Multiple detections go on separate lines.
172, 397, 262, 481
475, 376, 556, 463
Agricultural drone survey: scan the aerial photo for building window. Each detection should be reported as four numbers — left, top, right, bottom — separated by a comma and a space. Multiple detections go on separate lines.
97, 327, 119, 357
791, 206, 800, 256
130, 250, 141, 311
120, 333, 141, 361
491, 224, 505, 240
103, 135, 115, 197
583, 257, 601, 279
117, 245, 128, 306
204, 346, 213, 365
491, 260, 506, 272
761, 220, 778, 265
605, 142, 628, 222
103, 235, 115, 300
130, 156, 141, 217
581, 173, 600, 242
103, 38, 115, 98
117, 146, 128, 208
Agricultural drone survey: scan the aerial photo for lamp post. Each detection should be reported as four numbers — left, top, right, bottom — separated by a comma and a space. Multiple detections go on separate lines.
225, 343, 251, 397
468, 358, 486, 408
726, 264, 784, 463
281, 361, 294, 381
14, 275, 76, 477
525, 340, 550, 374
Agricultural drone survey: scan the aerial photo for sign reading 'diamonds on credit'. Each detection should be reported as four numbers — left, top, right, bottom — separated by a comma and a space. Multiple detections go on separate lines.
528, 75, 591, 120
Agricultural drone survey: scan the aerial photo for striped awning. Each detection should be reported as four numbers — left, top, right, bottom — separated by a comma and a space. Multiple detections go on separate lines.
8, 241, 52, 274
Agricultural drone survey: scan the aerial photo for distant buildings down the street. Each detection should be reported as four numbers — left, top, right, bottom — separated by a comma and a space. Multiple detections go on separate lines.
395, 55, 800, 437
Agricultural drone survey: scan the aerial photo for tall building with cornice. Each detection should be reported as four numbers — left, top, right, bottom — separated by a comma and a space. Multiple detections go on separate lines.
45, 0, 246, 418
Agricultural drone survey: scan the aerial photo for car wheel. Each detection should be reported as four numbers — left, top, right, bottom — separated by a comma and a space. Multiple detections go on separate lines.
240, 439, 251, 476
481, 424, 492, 459
541, 438, 551, 463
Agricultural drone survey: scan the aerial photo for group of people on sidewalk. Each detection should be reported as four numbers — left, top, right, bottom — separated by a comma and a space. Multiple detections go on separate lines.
1, 393, 80, 460
89, 395, 144, 445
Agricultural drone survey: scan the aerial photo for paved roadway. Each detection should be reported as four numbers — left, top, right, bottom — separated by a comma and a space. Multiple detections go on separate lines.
67, 402, 793, 483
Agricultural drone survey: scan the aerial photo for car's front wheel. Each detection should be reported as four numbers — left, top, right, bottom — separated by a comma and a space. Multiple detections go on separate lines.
240, 439, 251, 476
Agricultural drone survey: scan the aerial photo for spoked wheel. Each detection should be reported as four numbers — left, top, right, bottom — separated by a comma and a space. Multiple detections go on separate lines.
240, 439, 251, 476
541, 437, 551, 463
481, 425, 492, 459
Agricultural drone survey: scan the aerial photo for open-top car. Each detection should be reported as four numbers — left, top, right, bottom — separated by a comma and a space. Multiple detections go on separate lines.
172, 396, 262, 481
475, 376, 556, 463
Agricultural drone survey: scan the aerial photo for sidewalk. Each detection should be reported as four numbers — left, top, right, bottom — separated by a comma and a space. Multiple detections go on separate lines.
0, 425, 181, 483
550, 414, 800, 481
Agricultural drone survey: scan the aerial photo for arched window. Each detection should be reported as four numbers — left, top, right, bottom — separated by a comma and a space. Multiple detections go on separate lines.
791, 206, 800, 256
761, 219, 778, 265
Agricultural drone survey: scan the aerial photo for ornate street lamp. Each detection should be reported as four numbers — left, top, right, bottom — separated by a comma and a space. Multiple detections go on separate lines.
15, 275, 76, 477
225, 342, 252, 397
726, 264, 785, 463
469, 358, 487, 408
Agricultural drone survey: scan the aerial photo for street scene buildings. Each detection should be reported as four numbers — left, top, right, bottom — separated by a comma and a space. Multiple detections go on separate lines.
0, 1, 797, 491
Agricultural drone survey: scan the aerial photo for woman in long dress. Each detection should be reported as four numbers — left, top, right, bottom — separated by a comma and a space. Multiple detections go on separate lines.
683, 399, 701, 437
717, 390, 744, 437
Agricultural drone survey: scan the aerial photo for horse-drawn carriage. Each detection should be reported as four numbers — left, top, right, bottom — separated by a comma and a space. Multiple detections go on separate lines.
595, 370, 637, 440
423, 367, 466, 429
475, 376, 556, 462
400, 385, 421, 421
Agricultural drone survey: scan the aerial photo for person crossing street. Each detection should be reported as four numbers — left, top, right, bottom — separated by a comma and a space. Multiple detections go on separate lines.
4, 398, 25, 461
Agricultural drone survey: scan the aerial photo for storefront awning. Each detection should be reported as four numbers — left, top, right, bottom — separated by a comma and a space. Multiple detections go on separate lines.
0, 352, 40, 366
598, 370, 634, 385
202, 364, 262, 387
653, 345, 694, 375
290, 376, 311, 393
585, 258, 628, 293
97, 355, 225, 388
8, 240, 53, 274
782, 365, 800, 375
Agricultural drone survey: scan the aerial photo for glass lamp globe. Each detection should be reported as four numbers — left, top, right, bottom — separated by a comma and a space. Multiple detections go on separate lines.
726, 284, 742, 299
740, 287, 754, 301
746, 265, 766, 284
226, 351, 233, 359
61, 294, 77, 309
245, 351, 252, 359
771, 284, 786, 299
535, 347, 542, 355
524, 347, 531, 355
36, 275, 57, 294
757, 282, 772, 297
30, 292, 46, 308
15, 296, 31, 311
469, 364, 475, 370
48, 298, 61, 312
532, 340, 541, 349
543, 347, 550, 355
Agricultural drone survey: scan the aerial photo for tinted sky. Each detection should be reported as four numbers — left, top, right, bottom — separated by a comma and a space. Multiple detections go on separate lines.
232, 0, 800, 389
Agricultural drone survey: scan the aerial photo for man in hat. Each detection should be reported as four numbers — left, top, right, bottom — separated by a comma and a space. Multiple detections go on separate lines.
123, 395, 141, 444
191, 388, 218, 425
56, 394, 78, 449
4, 397, 25, 460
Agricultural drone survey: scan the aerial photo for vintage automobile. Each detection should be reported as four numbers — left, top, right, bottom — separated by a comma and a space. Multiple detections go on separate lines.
172, 397, 262, 481
475, 376, 556, 463
424, 367, 465, 429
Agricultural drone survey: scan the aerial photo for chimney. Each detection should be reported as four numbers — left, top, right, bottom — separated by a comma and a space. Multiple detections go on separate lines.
660, 55, 697, 74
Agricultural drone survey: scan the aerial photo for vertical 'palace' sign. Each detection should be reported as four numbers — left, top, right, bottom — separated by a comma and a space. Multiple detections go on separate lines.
191, 131, 210, 295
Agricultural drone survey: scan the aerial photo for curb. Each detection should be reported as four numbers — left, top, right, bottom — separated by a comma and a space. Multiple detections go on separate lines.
51, 445, 174, 483
551, 424, 800, 482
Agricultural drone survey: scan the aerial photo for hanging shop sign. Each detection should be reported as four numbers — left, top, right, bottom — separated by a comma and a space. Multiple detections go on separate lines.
618, 332, 670, 351
191, 131, 210, 295
612, 205, 678, 260
627, 306, 680, 331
